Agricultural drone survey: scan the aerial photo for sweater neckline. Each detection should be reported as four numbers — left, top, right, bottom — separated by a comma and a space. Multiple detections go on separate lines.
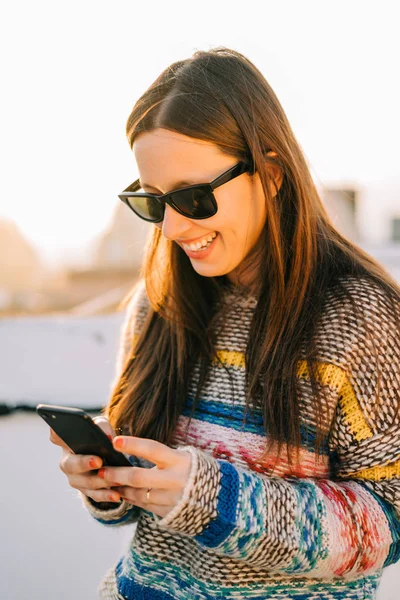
220, 280, 259, 307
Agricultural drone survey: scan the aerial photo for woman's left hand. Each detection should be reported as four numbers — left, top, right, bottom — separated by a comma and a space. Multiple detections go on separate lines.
98, 436, 192, 518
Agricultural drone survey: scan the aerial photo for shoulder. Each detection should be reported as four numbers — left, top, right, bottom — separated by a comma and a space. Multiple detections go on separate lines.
120, 279, 151, 336
324, 276, 400, 437
312, 275, 400, 366
332, 274, 399, 335
113, 280, 150, 378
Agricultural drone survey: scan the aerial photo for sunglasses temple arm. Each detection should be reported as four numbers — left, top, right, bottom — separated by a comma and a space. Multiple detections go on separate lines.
210, 162, 251, 190
122, 179, 142, 193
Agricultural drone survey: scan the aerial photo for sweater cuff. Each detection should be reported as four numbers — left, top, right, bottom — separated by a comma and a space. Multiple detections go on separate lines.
154, 446, 221, 535
79, 491, 135, 524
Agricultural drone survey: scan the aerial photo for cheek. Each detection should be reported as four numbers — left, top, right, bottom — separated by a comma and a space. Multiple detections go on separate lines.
212, 191, 246, 232
253, 198, 267, 235
215, 191, 259, 241
244, 188, 267, 239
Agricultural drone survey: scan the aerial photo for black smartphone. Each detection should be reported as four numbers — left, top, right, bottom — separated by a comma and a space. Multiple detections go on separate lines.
36, 403, 132, 467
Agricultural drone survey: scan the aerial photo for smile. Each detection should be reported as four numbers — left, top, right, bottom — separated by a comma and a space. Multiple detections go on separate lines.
181, 232, 217, 252
180, 232, 219, 259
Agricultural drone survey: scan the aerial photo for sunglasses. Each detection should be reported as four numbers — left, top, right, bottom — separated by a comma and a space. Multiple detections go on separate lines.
118, 161, 252, 223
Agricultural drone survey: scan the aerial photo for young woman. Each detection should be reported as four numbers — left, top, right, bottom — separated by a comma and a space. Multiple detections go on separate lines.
51, 47, 400, 599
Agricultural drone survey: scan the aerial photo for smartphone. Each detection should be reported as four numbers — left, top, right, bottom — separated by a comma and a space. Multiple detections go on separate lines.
36, 403, 132, 467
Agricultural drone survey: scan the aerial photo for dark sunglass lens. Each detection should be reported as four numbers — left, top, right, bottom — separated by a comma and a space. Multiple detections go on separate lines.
170, 188, 216, 218
126, 196, 163, 221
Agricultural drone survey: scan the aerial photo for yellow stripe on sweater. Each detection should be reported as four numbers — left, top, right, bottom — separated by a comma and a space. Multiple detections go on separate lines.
297, 360, 372, 442
346, 458, 400, 481
296, 360, 347, 391
213, 350, 246, 369
338, 377, 373, 441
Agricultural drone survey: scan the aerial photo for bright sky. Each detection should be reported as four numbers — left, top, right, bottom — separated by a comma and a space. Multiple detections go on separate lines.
1, 0, 399, 266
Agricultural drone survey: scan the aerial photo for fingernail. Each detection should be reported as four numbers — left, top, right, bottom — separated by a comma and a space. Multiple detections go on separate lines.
114, 437, 125, 449
110, 492, 120, 502
89, 458, 100, 469
98, 468, 106, 479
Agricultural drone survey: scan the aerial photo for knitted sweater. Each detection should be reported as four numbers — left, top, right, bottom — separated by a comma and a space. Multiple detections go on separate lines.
80, 276, 400, 600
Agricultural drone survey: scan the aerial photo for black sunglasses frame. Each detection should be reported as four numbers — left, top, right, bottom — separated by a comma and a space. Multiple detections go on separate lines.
118, 161, 253, 223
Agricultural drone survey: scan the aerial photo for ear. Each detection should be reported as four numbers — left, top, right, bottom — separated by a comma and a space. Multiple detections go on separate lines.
265, 151, 284, 198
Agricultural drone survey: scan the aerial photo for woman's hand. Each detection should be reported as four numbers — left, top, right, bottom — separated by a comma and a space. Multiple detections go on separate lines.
49, 416, 123, 504
97, 436, 192, 519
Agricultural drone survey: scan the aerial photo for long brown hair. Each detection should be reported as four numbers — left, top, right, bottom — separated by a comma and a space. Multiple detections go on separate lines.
106, 46, 400, 469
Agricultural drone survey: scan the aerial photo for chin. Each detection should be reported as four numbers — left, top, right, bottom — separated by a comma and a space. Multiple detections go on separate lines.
192, 261, 236, 279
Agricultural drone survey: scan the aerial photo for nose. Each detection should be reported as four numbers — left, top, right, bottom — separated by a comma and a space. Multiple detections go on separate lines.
161, 203, 191, 241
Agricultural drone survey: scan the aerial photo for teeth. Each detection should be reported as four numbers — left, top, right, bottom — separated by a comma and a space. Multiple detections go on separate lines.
184, 232, 217, 252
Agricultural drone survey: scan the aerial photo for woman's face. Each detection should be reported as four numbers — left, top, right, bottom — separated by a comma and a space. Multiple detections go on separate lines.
133, 128, 281, 287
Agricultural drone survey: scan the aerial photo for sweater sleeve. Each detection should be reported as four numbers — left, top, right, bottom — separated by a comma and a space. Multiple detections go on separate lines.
152, 280, 400, 580
79, 279, 150, 527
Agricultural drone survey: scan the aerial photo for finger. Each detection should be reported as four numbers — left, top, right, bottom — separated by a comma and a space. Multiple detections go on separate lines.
112, 436, 182, 468
114, 486, 176, 507
49, 428, 70, 451
98, 464, 180, 490
115, 488, 174, 518
81, 488, 122, 503
68, 472, 114, 492
59, 452, 103, 475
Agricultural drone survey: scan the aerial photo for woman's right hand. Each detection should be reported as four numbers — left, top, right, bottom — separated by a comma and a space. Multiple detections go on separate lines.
49, 416, 122, 504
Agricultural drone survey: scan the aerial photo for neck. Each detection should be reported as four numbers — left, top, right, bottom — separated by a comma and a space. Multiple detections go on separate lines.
225, 245, 263, 296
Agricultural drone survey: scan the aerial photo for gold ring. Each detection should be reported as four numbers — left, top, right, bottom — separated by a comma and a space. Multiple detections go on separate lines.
146, 488, 152, 503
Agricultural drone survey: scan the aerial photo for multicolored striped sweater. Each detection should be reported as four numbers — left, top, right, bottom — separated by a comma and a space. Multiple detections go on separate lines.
80, 275, 400, 599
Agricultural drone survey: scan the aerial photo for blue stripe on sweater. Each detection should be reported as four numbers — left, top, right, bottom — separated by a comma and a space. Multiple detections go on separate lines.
183, 396, 329, 453
116, 556, 218, 600
117, 580, 350, 600
116, 557, 175, 599
194, 460, 239, 547
114, 554, 382, 599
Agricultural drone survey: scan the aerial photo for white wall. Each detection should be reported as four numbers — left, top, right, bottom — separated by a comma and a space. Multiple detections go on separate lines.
0, 412, 133, 600
0, 313, 130, 599
0, 312, 125, 407
358, 182, 400, 244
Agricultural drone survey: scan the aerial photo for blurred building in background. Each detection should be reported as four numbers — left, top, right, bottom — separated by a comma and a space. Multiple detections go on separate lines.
322, 183, 400, 282
0, 218, 49, 313
93, 202, 149, 271
57, 204, 150, 314
323, 187, 359, 242
0, 205, 149, 316
1, 185, 399, 318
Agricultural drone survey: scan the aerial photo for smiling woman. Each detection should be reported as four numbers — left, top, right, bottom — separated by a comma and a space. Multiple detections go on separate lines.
50, 46, 400, 600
